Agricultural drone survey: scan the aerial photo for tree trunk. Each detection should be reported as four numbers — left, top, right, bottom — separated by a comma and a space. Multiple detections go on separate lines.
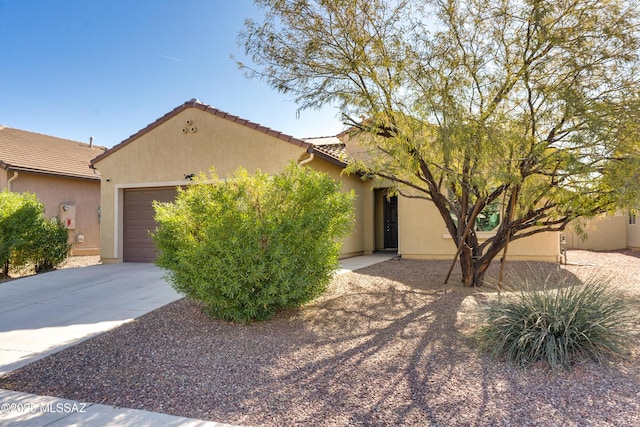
459, 239, 500, 287
473, 256, 492, 287
460, 248, 474, 286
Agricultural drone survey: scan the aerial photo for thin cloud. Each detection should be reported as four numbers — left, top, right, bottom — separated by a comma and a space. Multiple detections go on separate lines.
158, 54, 184, 62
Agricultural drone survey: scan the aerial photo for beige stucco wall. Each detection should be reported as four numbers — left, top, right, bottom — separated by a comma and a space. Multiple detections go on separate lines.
307, 159, 375, 257
565, 215, 628, 251
93, 108, 371, 262
398, 190, 560, 262
7, 172, 101, 255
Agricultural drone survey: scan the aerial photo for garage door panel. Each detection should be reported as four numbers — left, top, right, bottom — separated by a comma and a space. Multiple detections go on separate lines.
123, 187, 177, 262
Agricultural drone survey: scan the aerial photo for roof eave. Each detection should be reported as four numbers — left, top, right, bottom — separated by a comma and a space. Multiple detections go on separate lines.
3, 165, 100, 181
307, 146, 369, 178
308, 146, 349, 168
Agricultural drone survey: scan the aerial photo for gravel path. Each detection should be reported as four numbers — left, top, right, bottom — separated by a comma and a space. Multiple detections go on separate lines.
1, 250, 639, 426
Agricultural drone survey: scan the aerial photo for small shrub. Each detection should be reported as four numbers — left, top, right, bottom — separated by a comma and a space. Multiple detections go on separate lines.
0, 191, 46, 276
0, 190, 70, 275
152, 163, 355, 322
479, 276, 632, 369
16, 217, 71, 273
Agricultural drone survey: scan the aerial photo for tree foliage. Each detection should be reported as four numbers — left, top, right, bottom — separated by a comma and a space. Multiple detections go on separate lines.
239, 0, 640, 286
152, 164, 355, 322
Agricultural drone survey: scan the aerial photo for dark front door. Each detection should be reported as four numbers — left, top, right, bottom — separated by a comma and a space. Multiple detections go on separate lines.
384, 195, 398, 249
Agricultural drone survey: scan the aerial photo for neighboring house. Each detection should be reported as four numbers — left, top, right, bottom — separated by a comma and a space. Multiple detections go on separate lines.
0, 126, 105, 255
91, 99, 560, 264
565, 211, 640, 251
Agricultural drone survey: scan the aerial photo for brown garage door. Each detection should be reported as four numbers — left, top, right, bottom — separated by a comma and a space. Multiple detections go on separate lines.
123, 187, 177, 262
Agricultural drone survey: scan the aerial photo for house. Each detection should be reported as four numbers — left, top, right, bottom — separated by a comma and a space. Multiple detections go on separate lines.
0, 126, 105, 255
90, 99, 377, 263
91, 99, 560, 264
565, 211, 640, 252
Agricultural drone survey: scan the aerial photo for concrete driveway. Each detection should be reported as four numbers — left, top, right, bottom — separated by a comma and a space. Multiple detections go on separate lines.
0, 253, 395, 426
0, 263, 181, 375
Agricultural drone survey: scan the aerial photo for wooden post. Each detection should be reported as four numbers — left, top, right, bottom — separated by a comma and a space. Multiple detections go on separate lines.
498, 188, 518, 288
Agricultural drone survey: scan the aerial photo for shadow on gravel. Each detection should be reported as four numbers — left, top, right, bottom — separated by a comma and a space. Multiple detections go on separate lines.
256, 259, 585, 426
1, 256, 638, 426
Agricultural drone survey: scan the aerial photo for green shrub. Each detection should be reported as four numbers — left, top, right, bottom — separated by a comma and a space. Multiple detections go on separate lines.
15, 217, 71, 273
152, 163, 355, 322
479, 276, 632, 369
0, 190, 70, 276
0, 191, 45, 276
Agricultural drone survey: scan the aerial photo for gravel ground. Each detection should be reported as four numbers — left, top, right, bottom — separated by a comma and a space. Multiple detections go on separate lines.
1, 250, 639, 426
58, 255, 102, 269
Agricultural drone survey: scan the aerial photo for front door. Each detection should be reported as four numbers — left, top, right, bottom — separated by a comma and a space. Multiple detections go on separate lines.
384, 195, 398, 249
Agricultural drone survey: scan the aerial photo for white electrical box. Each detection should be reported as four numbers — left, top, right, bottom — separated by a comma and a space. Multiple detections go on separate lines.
59, 204, 76, 229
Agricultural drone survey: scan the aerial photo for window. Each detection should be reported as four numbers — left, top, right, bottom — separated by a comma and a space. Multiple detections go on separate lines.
630, 211, 637, 225
450, 203, 501, 232
476, 203, 501, 232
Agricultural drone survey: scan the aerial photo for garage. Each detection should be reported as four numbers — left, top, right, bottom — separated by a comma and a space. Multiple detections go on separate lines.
91, 99, 374, 263
123, 187, 177, 262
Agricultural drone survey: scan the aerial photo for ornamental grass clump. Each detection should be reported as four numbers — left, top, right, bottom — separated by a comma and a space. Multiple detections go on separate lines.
480, 275, 633, 369
152, 163, 355, 323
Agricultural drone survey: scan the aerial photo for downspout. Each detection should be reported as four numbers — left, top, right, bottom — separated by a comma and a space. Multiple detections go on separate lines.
7, 170, 18, 192
298, 152, 314, 166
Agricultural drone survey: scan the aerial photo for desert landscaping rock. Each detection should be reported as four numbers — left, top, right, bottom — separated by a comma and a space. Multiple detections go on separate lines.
0, 250, 638, 426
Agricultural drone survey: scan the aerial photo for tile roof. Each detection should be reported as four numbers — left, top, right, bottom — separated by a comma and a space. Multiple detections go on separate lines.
91, 99, 312, 165
305, 137, 349, 167
305, 134, 371, 168
0, 126, 106, 180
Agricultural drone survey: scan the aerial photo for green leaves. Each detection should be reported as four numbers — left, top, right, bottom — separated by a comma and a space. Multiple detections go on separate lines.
0, 190, 70, 276
239, 0, 640, 286
152, 163, 355, 322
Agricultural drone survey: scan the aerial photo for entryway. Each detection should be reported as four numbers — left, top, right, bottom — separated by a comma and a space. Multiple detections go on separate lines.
384, 195, 398, 249
375, 189, 399, 251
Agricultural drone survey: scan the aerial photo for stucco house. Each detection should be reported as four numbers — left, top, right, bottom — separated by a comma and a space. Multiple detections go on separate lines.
0, 126, 105, 255
91, 99, 560, 264
564, 211, 640, 252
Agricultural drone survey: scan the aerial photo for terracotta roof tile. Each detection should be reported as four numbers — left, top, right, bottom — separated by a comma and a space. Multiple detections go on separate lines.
305, 135, 371, 174
309, 143, 348, 167
92, 99, 312, 165
0, 126, 106, 180
305, 137, 349, 167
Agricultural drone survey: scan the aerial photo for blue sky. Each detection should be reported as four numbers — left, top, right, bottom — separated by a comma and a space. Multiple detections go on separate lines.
0, 0, 346, 148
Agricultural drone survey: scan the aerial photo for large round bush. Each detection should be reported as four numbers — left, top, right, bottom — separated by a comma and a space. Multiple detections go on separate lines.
152, 164, 355, 322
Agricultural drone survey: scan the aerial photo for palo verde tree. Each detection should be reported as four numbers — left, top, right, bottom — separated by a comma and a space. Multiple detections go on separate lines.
239, 0, 640, 286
